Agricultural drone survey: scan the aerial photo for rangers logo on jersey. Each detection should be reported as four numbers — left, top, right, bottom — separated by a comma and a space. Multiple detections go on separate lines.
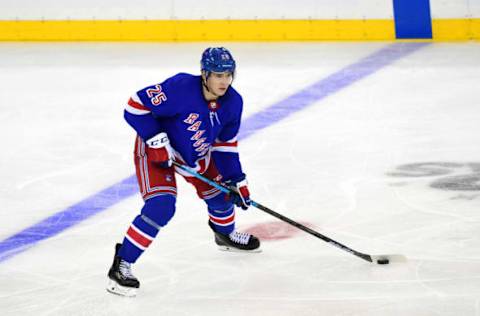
183, 113, 199, 124
183, 113, 210, 156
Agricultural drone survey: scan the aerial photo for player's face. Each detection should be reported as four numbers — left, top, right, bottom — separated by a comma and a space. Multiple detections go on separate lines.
205, 71, 233, 97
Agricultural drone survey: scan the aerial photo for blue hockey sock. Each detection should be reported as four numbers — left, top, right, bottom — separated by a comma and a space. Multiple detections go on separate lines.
207, 199, 235, 235
119, 214, 159, 263
119, 195, 176, 263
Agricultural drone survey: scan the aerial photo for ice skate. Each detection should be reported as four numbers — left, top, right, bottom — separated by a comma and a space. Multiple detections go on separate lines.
106, 243, 140, 297
209, 221, 261, 252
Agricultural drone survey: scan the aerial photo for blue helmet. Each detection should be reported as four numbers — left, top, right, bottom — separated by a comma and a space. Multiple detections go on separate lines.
201, 47, 236, 75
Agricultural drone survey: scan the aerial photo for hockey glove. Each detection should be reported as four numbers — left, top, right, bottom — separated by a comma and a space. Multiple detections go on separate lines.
145, 132, 173, 168
225, 175, 251, 210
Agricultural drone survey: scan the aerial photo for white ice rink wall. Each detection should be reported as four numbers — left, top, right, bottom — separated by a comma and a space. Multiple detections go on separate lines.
0, 0, 394, 20
0, 0, 478, 41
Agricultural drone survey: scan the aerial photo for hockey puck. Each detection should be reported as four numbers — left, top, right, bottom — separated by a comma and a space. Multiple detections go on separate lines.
377, 259, 389, 265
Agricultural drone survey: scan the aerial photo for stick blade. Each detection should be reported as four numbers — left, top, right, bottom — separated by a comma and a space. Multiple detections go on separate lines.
370, 254, 407, 264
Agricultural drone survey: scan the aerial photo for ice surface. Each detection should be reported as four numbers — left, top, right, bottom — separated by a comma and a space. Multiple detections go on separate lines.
0, 42, 479, 315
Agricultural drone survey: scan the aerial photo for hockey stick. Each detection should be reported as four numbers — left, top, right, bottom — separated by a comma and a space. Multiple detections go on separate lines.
173, 161, 406, 265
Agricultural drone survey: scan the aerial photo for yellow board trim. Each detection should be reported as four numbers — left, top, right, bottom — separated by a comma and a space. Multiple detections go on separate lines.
0, 19, 395, 41
432, 18, 480, 40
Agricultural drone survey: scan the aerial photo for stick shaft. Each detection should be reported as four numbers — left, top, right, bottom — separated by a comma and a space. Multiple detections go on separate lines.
172, 161, 373, 263
250, 201, 372, 262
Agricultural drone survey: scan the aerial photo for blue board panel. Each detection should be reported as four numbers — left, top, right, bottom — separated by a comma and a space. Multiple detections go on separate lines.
393, 0, 433, 39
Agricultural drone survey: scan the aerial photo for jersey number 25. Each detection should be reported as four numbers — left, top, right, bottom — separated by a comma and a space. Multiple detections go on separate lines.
146, 84, 167, 106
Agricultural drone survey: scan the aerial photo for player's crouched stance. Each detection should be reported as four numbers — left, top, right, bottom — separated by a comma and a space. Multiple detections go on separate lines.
106, 47, 260, 297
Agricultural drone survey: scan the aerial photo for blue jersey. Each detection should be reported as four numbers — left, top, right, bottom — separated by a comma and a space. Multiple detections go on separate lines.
124, 73, 244, 181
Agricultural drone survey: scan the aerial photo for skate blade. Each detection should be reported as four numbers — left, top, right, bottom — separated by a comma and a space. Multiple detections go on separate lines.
106, 279, 138, 297
217, 245, 262, 253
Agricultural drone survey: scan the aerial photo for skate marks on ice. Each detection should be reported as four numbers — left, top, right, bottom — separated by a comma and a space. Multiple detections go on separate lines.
388, 162, 480, 200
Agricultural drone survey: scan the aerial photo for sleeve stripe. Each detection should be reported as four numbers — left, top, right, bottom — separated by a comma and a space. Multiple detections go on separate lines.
211, 146, 239, 153
215, 137, 237, 144
128, 97, 149, 111
212, 141, 238, 148
212, 137, 238, 152
125, 97, 151, 115
131, 93, 143, 104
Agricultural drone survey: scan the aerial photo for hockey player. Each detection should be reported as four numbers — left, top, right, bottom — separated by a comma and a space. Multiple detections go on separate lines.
107, 47, 261, 297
